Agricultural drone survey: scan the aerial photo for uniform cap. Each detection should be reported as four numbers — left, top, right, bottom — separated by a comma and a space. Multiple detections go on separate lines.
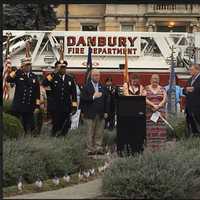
54, 60, 68, 68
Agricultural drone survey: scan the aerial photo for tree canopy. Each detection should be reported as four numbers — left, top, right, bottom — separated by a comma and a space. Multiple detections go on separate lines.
3, 4, 59, 30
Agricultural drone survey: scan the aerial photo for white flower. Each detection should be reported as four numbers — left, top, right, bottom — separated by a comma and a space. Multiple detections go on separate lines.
17, 181, 23, 191
104, 161, 110, 169
78, 172, 84, 181
83, 171, 90, 178
98, 166, 104, 173
35, 180, 43, 188
89, 168, 95, 176
63, 175, 70, 183
52, 177, 60, 185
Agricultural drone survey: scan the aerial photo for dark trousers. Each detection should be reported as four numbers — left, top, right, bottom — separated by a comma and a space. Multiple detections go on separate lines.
105, 112, 115, 130
13, 112, 35, 134
186, 112, 200, 136
34, 110, 43, 135
51, 112, 71, 136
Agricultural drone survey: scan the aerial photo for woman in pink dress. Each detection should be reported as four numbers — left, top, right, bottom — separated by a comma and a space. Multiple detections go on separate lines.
144, 74, 167, 151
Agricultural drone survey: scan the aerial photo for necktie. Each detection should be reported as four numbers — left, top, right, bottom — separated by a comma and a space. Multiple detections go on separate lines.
95, 83, 98, 92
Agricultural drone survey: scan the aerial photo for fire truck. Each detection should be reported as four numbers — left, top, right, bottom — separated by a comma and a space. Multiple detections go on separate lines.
3, 30, 200, 87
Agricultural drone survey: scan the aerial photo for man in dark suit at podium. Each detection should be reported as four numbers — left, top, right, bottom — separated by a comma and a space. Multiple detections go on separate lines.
81, 69, 110, 155
183, 64, 200, 136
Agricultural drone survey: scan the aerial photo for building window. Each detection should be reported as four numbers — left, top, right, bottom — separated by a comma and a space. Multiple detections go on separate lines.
81, 24, 98, 31
157, 26, 186, 32
121, 24, 134, 32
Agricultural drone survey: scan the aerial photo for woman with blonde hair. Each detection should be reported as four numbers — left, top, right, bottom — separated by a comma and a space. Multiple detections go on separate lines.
144, 74, 167, 151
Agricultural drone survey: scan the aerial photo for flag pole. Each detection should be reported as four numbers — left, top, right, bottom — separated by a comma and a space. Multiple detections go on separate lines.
3, 32, 12, 101
123, 47, 129, 95
85, 42, 92, 84
167, 45, 177, 115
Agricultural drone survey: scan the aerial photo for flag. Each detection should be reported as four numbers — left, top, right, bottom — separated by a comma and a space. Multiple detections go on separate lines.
3, 54, 12, 101
85, 46, 92, 84
169, 58, 176, 91
167, 50, 177, 114
123, 48, 129, 83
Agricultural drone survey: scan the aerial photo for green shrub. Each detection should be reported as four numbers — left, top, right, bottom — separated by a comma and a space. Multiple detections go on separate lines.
166, 115, 186, 140
103, 129, 117, 147
3, 112, 24, 139
102, 138, 200, 199
3, 127, 90, 187
3, 101, 13, 115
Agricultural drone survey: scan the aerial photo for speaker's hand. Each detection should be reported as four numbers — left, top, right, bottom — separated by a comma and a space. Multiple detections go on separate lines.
93, 92, 102, 99
186, 87, 194, 93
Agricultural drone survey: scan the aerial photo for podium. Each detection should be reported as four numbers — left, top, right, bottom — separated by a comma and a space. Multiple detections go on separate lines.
116, 96, 146, 155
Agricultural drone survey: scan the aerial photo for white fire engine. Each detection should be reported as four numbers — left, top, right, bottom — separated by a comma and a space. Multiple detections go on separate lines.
3, 30, 200, 85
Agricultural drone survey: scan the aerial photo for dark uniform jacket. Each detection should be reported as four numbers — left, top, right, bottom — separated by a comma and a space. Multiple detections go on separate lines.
42, 72, 77, 113
6, 69, 40, 113
106, 85, 116, 114
183, 73, 200, 114
81, 81, 110, 119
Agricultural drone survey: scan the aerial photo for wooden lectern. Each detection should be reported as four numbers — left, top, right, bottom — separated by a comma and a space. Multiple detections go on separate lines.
116, 96, 146, 156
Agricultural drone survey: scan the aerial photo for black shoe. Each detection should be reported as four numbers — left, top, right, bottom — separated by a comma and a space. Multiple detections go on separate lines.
86, 149, 96, 156
95, 149, 105, 155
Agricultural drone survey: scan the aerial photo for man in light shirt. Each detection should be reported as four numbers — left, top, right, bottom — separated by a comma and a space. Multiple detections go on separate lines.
164, 79, 184, 112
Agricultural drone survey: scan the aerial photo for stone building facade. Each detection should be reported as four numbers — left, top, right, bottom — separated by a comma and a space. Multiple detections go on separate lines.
54, 4, 200, 32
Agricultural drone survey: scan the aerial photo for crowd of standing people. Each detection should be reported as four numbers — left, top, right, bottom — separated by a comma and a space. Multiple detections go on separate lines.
6, 56, 200, 155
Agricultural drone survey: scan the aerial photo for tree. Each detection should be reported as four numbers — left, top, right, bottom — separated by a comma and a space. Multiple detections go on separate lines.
3, 4, 59, 30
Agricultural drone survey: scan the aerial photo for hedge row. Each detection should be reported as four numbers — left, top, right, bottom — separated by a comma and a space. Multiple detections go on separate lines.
102, 138, 200, 199
3, 127, 94, 187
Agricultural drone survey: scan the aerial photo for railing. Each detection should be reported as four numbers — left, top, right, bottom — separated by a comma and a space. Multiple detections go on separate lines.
147, 4, 200, 14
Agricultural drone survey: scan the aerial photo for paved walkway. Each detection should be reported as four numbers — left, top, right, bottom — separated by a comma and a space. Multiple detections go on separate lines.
5, 178, 103, 199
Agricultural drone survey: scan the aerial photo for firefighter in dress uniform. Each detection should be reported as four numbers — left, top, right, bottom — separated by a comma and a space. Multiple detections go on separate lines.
42, 60, 77, 136
6, 57, 40, 134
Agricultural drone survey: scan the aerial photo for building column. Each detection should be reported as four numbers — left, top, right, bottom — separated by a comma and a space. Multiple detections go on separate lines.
146, 23, 155, 32
148, 25, 154, 32
191, 23, 200, 33
193, 25, 198, 32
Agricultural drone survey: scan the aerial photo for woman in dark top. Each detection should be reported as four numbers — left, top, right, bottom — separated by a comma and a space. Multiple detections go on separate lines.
123, 74, 145, 96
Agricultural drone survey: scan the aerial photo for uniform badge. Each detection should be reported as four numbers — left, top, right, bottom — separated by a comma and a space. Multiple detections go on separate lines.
69, 81, 71, 86
20, 78, 24, 80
